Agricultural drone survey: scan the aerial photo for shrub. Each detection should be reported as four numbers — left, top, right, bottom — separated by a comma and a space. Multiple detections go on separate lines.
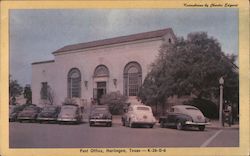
63, 98, 77, 105
100, 91, 128, 115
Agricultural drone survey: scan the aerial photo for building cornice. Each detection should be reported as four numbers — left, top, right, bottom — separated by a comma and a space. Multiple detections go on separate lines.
54, 37, 163, 56
52, 28, 175, 56
31, 60, 55, 65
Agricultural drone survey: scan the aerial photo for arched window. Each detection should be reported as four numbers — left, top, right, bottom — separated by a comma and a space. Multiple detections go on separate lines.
68, 68, 81, 98
94, 65, 109, 77
123, 62, 142, 96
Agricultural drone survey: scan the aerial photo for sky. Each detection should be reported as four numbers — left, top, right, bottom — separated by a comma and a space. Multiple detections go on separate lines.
10, 9, 238, 86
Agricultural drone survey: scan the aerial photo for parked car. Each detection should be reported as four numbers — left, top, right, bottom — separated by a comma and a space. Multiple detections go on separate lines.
9, 104, 26, 122
37, 106, 61, 123
159, 105, 210, 131
57, 104, 82, 124
89, 105, 112, 127
17, 104, 41, 122
122, 105, 156, 128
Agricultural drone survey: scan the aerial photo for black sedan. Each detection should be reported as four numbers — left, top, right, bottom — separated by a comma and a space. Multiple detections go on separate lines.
37, 106, 61, 123
89, 105, 112, 127
159, 105, 210, 131
17, 104, 41, 122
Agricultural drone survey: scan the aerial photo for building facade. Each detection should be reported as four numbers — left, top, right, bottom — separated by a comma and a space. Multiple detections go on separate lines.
31, 28, 176, 107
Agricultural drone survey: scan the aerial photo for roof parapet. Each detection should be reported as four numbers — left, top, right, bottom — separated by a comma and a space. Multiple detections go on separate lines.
52, 28, 175, 55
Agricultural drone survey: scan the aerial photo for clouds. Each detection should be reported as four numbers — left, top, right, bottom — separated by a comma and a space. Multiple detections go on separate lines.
10, 9, 238, 85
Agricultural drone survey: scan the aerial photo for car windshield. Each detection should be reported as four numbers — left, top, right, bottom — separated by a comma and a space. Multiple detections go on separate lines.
185, 107, 202, 114
136, 107, 150, 111
9, 107, 15, 114
42, 107, 56, 112
24, 107, 36, 111
61, 106, 77, 114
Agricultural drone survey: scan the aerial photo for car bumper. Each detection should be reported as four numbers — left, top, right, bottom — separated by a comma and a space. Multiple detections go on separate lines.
37, 117, 56, 121
132, 121, 156, 125
57, 118, 78, 122
89, 119, 112, 123
17, 117, 35, 120
185, 121, 210, 126
9, 115, 17, 120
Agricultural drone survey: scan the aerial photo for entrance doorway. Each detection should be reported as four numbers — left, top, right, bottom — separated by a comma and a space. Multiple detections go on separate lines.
95, 82, 106, 104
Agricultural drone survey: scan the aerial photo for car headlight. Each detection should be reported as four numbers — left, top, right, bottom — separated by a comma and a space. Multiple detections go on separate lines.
152, 117, 156, 122
105, 114, 112, 119
205, 118, 210, 123
10, 113, 16, 118
186, 116, 193, 122
131, 115, 137, 121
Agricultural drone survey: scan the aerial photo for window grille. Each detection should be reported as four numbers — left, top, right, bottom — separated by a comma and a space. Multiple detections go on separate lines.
40, 82, 48, 100
94, 65, 109, 77
68, 68, 81, 98
123, 62, 142, 96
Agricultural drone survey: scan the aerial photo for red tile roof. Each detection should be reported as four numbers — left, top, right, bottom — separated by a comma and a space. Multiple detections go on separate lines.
53, 28, 175, 54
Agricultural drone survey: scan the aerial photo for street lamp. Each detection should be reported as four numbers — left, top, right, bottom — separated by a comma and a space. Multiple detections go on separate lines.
219, 77, 224, 127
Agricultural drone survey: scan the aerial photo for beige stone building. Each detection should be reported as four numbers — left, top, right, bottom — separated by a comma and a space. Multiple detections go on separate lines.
31, 28, 176, 108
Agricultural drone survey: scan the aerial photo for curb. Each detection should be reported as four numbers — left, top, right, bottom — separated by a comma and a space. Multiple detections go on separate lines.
112, 116, 239, 130
206, 126, 239, 130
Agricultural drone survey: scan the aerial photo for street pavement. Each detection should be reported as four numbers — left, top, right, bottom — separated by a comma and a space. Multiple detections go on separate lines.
9, 115, 239, 148
111, 115, 239, 129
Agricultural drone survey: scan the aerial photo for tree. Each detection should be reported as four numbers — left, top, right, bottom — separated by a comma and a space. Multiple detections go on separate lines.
100, 91, 128, 115
9, 75, 23, 105
23, 84, 32, 104
47, 86, 55, 105
138, 32, 239, 116
40, 83, 55, 105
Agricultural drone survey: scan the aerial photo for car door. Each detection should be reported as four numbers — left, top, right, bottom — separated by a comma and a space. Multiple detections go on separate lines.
166, 107, 177, 126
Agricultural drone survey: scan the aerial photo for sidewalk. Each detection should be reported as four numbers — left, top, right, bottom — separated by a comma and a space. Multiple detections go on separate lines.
112, 115, 122, 124
206, 120, 239, 130
112, 115, 239, 130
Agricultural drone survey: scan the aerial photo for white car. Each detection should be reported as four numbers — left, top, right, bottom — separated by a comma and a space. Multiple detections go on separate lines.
122, 105, 156, 128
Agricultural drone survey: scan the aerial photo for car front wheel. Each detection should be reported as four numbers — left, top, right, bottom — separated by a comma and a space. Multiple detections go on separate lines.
198, 125, 205, 131
160, 121, 165, 128
107, 122, 112, 127
89, 122, 93, 127
176, 121, 183, 130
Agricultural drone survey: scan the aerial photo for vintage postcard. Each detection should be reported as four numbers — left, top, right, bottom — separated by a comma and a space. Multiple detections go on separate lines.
0, 0, 249, 156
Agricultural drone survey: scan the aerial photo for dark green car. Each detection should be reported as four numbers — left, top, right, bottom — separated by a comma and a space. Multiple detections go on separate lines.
89, 105, 112, 127
9, 104, 26, 122
17, 104, 41, 122
37, 106, 61, 123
